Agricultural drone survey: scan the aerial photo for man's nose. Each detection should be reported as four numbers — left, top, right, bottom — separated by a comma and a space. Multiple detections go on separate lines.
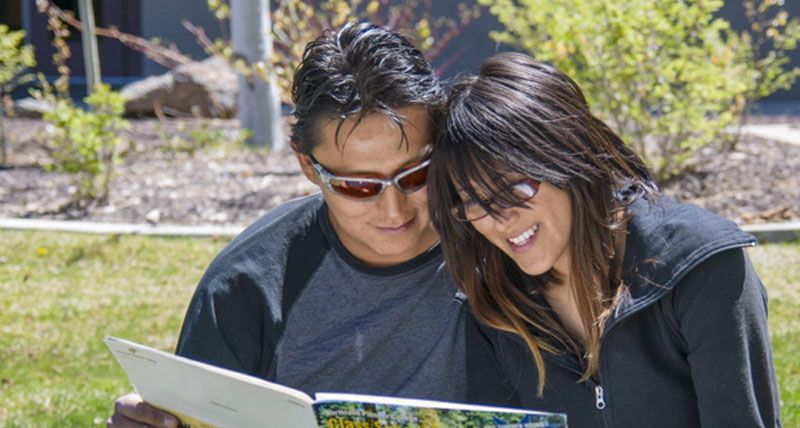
376, 185, 409, 221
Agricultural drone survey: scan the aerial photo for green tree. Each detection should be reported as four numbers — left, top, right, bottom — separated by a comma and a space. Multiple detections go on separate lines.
480, 0, 794, 181
0, 25, 36, 165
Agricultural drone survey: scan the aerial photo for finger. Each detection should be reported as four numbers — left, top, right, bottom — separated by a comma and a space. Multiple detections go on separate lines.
113, 394, 179, 428
106, 413, 158, 428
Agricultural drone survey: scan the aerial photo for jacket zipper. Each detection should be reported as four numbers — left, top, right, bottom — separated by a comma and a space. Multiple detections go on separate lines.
587, 377, 610, 428
544, 354, 610, 422
595, 385, 607, 409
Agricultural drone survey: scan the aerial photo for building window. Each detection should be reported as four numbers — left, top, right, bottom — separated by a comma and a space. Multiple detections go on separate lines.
0, 0, 23, 31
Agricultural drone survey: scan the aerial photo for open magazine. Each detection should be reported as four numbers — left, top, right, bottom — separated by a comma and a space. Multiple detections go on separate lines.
105, 336, 568, 428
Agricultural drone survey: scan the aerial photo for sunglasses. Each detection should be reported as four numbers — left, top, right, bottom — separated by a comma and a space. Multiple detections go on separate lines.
452, 178, 541, 222
309, 153, 432, 200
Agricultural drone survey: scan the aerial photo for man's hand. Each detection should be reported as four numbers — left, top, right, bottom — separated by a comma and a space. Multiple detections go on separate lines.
106, 393, 179, 428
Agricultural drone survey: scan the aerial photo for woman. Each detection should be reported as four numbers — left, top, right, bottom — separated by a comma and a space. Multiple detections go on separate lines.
428, 52, 780, 427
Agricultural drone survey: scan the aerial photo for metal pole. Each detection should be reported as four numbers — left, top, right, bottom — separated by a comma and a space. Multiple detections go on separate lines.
21, 0, 32, 39
231, 0, 284, 148
77, 0, 101, 95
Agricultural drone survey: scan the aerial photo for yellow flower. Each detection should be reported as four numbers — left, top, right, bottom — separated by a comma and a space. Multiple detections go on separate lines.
36, 247, 48, 257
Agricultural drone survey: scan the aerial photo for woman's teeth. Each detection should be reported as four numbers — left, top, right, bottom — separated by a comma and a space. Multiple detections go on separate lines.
509, 224, 539, 246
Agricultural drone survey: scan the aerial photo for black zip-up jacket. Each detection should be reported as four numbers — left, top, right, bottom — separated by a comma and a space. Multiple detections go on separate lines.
470, 196, 781, 427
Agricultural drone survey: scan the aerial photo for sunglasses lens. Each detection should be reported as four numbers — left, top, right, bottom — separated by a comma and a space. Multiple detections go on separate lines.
397, 164, 429, 193
329, 178, 384, 199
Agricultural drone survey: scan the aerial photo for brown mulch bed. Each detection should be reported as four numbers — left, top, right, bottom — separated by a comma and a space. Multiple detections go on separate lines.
1, 117, 799, 227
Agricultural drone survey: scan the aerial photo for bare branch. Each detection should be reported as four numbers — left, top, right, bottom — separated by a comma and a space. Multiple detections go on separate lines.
38, 0, 192, 69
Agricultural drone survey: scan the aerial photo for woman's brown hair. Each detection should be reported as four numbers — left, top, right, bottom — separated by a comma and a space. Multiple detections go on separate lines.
428, 52, 659, 395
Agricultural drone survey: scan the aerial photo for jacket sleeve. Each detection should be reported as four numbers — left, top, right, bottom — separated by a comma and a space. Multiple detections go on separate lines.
673, 248, 781, 428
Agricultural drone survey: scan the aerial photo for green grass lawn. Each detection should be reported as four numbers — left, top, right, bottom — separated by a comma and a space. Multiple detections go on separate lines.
748, 242, 800, 424
0, 230, 798, 426
0, 230, 228, 426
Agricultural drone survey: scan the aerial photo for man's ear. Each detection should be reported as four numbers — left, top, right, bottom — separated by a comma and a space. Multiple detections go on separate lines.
294, 150, 319, 185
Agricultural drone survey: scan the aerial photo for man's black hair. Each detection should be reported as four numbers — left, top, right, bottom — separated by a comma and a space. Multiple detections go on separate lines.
290, 22, 444, 154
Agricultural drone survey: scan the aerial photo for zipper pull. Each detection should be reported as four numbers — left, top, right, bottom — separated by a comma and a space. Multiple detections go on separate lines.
595, 385, 607, 410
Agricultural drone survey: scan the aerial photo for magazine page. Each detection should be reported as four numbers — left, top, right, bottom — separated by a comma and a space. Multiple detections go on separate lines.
105, 336, 318, 428
312, 393, 567, 428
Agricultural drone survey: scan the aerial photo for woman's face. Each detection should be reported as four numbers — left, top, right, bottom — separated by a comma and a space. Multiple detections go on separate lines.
464, 176, 573, 277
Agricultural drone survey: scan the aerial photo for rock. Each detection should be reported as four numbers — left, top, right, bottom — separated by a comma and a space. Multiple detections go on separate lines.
120, 56, 238, 118
208, 212, 229, 223
12, 97, 54, 118
119, 73, 174, 116
145, 208, 162, 224
173, 56, 238, 117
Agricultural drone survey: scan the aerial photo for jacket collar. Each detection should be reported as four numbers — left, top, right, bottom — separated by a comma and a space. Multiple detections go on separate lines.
613, 196, 756, 320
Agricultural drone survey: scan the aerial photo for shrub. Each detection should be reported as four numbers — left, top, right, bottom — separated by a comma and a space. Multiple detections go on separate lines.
43, 84, 129, 205
0, 25, 36, 165
32, 2, 129, 207
480, 0, 797, 181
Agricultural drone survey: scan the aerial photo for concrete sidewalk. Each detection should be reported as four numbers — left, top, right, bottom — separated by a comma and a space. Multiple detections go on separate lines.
0, 218, 244, 238
741, 124, 800, 147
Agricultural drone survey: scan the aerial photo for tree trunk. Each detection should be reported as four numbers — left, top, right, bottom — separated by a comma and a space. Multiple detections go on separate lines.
0, 116, 7, 166
78, 0, 101, 94
231, 0, 284, 148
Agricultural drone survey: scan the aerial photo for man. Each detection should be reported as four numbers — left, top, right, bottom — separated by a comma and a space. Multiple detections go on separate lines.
108, 23, 513, 427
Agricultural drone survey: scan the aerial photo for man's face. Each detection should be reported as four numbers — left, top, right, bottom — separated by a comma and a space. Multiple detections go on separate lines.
297, 106, 438, 267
